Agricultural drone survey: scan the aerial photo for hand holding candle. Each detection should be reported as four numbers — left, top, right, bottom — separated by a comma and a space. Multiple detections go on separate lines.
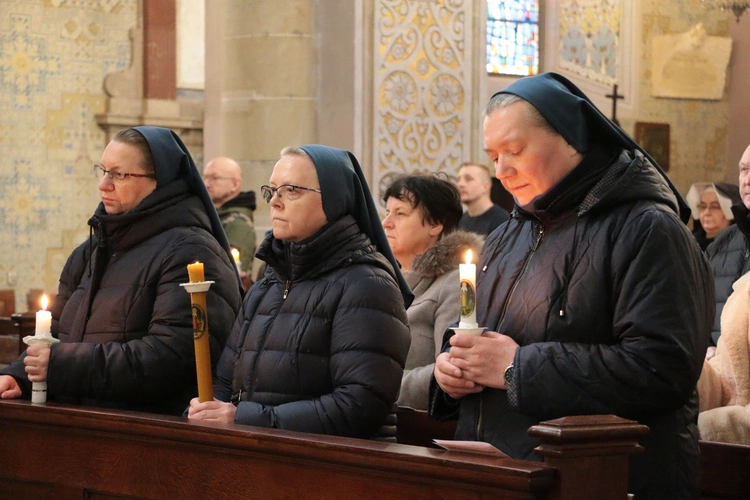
23, 294, 59, 403
182, 262, 215, 402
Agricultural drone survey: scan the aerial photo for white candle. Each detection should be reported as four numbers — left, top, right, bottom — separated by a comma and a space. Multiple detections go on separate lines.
459, 250, 477, 329
35, 294, 51, 337
231, 248, 242, 274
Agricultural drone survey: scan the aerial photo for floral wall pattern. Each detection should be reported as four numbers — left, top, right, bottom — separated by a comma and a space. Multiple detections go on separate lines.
557, 0, 620, 86
371, 0, 476, 204
0, 0, 136, 311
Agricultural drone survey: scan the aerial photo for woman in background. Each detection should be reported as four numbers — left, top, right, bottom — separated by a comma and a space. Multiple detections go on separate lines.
686, 182, 741, 251
382, 174, 483, 411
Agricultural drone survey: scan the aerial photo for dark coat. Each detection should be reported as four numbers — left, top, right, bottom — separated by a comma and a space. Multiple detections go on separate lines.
707, 204, 750, 346
213, 215, 410, 438
431, 149, 713, 500
1, 182, 242, 415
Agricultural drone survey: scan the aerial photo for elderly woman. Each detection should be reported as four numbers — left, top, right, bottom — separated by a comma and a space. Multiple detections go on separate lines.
686, 182, 741, 251
382, 174, 482, 410
0, 127, 243, 415
188, 145, 411, 439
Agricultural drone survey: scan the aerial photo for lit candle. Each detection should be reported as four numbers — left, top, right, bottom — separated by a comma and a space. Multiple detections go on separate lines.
231, 247, 242, 274
459, 250, 477, 329
185, 261, 214, 402
23, 294, 59, 403
35, 294, 51, 337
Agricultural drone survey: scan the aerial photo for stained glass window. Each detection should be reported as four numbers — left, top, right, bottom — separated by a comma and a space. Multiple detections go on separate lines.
486, 1, 539, 76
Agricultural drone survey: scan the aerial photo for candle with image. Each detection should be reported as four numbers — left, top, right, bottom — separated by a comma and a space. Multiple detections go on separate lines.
459, 250, 478, 329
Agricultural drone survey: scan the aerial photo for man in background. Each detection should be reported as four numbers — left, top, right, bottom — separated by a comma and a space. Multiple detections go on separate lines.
456, 162, 509, 236
203, 156, 256, 289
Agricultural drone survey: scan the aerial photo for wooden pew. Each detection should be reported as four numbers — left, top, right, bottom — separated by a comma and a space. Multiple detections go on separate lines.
700, 440, 750, 499
0, 312, 34, 364
0, 401, 648, 500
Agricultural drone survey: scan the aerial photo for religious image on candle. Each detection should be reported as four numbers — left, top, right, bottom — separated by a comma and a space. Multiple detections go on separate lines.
459, 250, 477, 328
185, 261, 214, 402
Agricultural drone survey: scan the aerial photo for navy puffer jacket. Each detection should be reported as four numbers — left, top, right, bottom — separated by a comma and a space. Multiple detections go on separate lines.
431, 149, 713, 500
214, 215, 410, 438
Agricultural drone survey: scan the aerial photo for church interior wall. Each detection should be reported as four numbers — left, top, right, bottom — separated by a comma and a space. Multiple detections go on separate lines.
0, 0, 747, 312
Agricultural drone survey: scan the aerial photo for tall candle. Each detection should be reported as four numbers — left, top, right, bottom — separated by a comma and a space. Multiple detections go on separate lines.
35, 294, 51, 337
186, 262, 214, 402
459, 250, 477, 329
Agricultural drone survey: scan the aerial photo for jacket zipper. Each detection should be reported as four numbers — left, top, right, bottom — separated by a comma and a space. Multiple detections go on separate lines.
283, 280, 291, 299
477, 221, 545, 441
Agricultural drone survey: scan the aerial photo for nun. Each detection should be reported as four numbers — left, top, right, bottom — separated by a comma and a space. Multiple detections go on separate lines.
0, 126, 243, 415
686, 182, 741, 251
188, 145, 412, 440
430, 73, 713, 499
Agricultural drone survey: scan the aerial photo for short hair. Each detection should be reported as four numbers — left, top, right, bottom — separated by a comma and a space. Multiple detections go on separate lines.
483, 93, 558, 136
459, 162, 493, 182
383, 174, 462, 235
280, 146, 310, 160
112, 128, 155, 174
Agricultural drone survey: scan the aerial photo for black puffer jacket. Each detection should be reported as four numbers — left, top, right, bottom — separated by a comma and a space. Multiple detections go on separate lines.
1, 181, 242, 415
431, 149, 713, 499
707, 204, 750, 346
214, 215, 410, 438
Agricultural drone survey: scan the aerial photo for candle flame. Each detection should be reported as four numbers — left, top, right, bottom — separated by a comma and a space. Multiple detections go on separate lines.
231, 248, 240, 263
465, 249, 473, 264
41, 294, 48, 311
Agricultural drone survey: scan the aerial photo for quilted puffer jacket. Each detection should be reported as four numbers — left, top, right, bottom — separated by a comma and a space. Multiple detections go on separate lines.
213, 215, 411, 438
431, 148, 713, 500
707, 205, 750, 346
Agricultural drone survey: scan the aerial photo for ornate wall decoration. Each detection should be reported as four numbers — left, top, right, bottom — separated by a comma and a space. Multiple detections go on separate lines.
372, 0, 474, 205
557, 0, 622, 86
0, 0, 136, 309
557, 0, 621, 86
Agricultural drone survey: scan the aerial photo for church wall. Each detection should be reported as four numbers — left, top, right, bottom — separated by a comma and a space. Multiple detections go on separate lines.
0, 0, 137, 312
482, 0, 734, 199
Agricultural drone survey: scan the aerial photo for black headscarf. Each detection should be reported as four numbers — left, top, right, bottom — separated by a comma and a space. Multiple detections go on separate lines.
299, 145, 413, 308
133, 126, 242, 291
494, 72, 691, 223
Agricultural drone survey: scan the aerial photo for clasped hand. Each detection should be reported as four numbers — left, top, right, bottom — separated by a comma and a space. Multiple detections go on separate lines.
434, 331, 518, 400
188, 397, 237, 425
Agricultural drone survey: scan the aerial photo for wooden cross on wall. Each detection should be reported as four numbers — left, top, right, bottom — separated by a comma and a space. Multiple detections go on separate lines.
605, 84, 624, 127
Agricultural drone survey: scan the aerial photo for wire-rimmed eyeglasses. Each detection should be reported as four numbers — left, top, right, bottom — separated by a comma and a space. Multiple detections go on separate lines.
260, 184, 322, 203
94, 164, 156, 183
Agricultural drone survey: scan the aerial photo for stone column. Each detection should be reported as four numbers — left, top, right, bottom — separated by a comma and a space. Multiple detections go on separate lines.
204, 0, 317, 251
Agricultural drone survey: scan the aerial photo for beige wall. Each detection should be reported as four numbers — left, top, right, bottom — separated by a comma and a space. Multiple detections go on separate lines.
727, 13, 750, 181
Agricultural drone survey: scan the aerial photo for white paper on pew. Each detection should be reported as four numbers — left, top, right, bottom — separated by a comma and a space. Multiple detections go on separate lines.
432, 440, 509, 458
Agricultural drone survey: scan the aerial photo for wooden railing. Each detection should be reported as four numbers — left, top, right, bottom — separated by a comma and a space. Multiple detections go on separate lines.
0, 401, 653, 500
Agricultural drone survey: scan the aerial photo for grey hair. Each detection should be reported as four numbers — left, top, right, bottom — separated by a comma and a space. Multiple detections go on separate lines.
279, 146, 311, 159
484, 93, 558, 136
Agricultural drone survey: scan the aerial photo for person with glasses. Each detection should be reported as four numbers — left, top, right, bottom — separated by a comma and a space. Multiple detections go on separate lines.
202, 156, 257, 289
188, 145, 412, 441
686, 182, 741, 252
0, 127, 242, 416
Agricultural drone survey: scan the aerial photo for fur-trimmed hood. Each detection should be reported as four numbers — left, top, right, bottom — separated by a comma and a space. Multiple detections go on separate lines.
410, 230, 484, 278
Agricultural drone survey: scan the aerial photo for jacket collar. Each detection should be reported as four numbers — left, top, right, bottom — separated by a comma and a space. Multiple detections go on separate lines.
409, 230, 484, 278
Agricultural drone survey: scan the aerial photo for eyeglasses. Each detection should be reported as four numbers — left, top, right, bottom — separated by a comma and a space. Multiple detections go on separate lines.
697, 203, 722, 212
94, 164, 155, 183
260, 184, 322, 203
